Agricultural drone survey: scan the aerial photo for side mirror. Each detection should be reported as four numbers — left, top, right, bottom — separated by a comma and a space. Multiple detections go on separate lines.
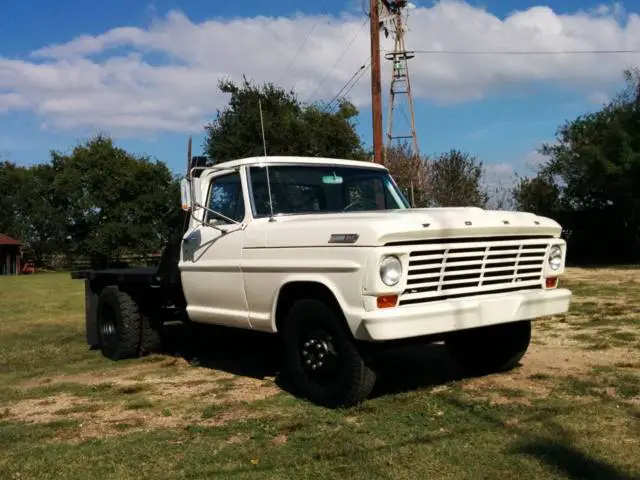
180, 178, 192, 211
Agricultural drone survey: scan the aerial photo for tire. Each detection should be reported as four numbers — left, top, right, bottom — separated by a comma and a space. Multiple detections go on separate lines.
281, 299, 376, 408
444, 320, 532, 376
96, 286, 142, 361
139, 313, 163, 356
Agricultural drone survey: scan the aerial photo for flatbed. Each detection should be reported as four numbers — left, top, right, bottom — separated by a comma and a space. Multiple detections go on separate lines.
71, 268, 159, 284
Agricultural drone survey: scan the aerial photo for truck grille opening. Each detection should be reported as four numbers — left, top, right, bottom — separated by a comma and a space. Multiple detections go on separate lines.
396, 236, 550, 306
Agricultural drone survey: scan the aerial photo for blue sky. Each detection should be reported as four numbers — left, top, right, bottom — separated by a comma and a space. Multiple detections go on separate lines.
1, 0, 639, 181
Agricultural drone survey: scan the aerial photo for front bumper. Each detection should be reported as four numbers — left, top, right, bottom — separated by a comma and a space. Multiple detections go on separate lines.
356, 288, 572, 341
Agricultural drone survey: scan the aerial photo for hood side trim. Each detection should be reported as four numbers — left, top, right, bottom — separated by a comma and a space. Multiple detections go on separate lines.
385, 234, 556, 247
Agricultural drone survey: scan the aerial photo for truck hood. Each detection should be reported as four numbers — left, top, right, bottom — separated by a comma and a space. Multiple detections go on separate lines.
246, 207, 562, 248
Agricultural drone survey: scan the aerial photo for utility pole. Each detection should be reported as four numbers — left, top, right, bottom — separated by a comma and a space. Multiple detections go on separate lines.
186, 136, 192, 175
384, 1, 419, 159
369, 0, 384, 164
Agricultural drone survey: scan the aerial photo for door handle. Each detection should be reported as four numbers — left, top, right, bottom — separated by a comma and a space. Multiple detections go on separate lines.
185, 233, 198, 243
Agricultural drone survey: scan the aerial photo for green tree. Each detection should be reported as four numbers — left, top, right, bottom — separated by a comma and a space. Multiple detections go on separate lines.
0, 161, 67, 264
20, 164, 69, 264
383, 143, 428, 207
203, 77, 366, 162
50, 135, 181, 267
425, 149, 489, 208
0, 160, 27, 240
512, 172, 561, 217
513, 68, 640, 263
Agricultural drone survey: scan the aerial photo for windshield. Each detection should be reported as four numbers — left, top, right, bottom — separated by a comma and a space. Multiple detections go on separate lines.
248, 164, 410, 216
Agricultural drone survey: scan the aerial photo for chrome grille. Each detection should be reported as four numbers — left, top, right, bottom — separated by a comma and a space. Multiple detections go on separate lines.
399, 237, 550, 306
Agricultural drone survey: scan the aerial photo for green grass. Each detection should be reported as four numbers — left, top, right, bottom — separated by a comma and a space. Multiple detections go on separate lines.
0, 270, 638, 479
124, 398, 155, 410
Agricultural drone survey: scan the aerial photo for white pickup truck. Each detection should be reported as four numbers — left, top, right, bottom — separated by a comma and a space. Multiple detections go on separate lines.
71, 155, 572, 407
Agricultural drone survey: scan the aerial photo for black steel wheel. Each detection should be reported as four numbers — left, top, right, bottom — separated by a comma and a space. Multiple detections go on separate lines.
99, 302, 118, 352
282, 299, 376, 408
299, 328, 340, 383
444, 320, 532, 376
96, 286, 142, 361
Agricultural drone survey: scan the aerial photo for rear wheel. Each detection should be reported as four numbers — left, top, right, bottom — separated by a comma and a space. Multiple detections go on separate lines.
444, 320, 532, 375
97, 286, 142, 361
139, 313, 164, 356
281, 299, 376, 408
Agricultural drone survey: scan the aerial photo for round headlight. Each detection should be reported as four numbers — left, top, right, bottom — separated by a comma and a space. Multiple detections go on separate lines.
548, 245, 562, 270
380, 256, 402, 286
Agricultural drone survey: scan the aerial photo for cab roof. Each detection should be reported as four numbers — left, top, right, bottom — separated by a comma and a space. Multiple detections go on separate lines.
199, 155, 388, 172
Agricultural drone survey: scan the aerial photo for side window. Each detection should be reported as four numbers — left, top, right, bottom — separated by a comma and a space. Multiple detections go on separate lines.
206, 173, 245, 224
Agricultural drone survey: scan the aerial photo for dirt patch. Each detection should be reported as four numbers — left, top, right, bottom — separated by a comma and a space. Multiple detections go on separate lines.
525, 332, 635, 374
18, 355, 280, 405
594, 386, 619, 399
2, 393, 182, 442
4, 354, 282, 442
227, 432, 251, 444
2, 387, 278, 443
271, 433, 288, 445
3, 394, 88, 423
459, 340, 638, 405
216, 377, 280, 403
19, 357, 195, 390
567, 267, 640, 283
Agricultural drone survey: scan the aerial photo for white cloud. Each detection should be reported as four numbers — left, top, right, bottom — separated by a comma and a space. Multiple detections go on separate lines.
1, 1, 640, 134
483, 162, 515, 189
484, 148, 553, 190
522, 149, 552, 170
486, 162, 515, 175
0, 93, 29, 112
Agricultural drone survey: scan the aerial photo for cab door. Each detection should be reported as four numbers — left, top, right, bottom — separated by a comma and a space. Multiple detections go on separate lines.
179, 169, 250, 329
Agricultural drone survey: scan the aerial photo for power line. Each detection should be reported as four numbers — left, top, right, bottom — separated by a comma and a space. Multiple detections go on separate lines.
338, 60, 370, 101
324, 57, 370, 111
388, 48, 640, 55
325, 66, 370, 113
278, 0, 332, 86
305, 18, 369, 103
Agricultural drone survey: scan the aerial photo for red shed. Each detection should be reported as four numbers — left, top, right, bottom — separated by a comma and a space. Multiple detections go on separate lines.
0, 234, 22, 275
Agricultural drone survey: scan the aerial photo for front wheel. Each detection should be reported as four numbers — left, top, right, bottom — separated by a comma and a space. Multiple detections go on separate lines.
281, 299, 376, 408
444, 320, 532, 376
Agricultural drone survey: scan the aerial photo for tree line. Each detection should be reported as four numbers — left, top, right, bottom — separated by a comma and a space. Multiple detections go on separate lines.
2, 70, 639, 267
0, 137, 182, 268
513, 68, 640, 264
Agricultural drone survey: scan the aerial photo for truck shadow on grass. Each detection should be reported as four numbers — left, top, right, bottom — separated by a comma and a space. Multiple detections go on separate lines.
156, 322, 471, 400
444, 395, 636, 480
516, 441, 635, 480
368, 343, 468, 399
157, 323, 282, 380
218, 388, 634, 480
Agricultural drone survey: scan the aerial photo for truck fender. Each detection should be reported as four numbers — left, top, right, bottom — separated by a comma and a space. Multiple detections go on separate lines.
270, 275, 358, 335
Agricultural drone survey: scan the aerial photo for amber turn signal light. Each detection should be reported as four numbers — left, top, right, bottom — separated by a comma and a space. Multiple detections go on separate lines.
377, 295, 398, 308
545, 277, 558, 289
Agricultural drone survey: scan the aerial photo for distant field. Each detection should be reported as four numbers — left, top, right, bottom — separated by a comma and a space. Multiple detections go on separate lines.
0, 269, 638, 479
